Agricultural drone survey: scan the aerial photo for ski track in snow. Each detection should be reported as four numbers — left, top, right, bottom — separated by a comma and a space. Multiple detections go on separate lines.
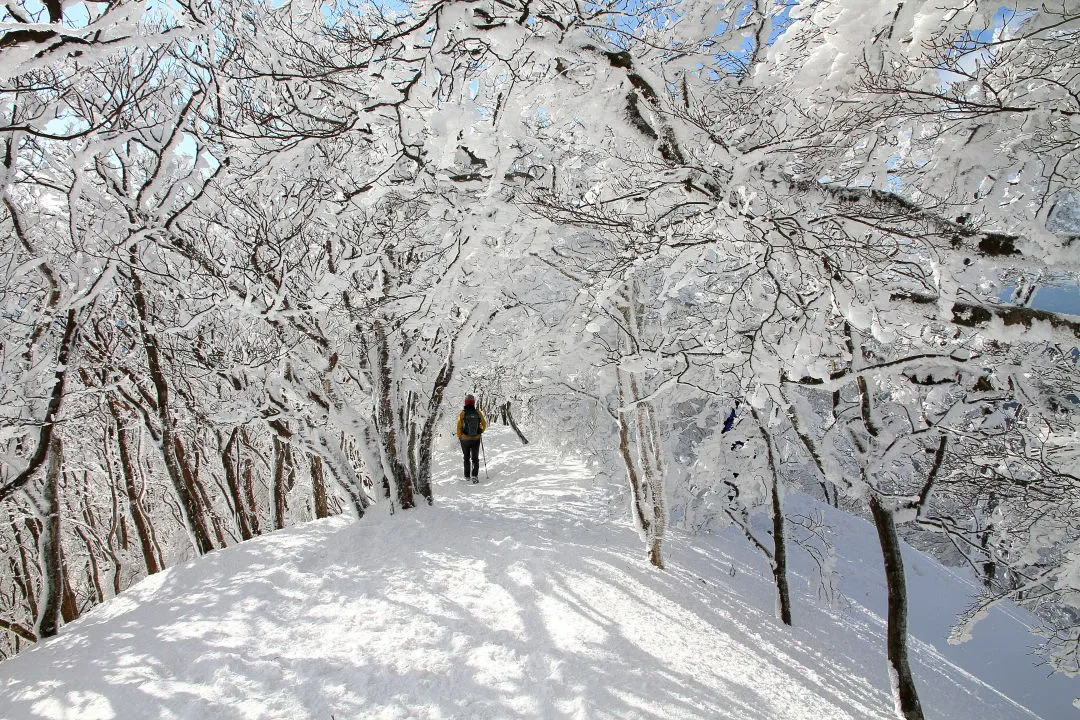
0, 427, 1071, 719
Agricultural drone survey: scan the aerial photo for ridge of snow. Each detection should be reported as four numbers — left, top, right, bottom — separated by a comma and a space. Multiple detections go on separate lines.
0, 427, 1073, 719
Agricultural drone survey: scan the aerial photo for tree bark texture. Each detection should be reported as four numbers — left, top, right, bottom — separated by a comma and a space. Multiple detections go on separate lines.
240, 431, 262, 537
310, 454, 331, 519
110, 404, 162, 576
9, 510, 39, 625
636, 387, 667, 569
415, 349, 454, 504
373, 322, 414, 510
132, 268, 215, 555
223, 428, 257, 540
36, 437, 64, 639
174, 439, 220, 552
272, 436, 291, 530
869, 493, 925, 720
763, 426, 793, 627
614, 287, 667, 569
501, 402, 529, 445
0, 308, 79, 504
616, 366, 665, 569
74, 471, 106, 606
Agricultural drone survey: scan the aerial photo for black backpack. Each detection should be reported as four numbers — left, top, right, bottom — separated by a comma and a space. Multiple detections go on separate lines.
462, 408, 481, 436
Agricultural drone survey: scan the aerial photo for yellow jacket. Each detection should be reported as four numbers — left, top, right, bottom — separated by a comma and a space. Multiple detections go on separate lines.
456, 409, 487, 439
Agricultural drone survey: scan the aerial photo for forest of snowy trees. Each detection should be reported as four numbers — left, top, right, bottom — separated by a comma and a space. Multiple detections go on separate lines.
1, 1, 1078, 718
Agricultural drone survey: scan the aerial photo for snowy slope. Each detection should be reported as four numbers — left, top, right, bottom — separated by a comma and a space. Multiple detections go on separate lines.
0, 427, 1073, 720
789, 495, 1080, 720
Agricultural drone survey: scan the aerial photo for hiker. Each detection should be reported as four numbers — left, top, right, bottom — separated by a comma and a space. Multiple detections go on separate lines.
456, 394, 487, 483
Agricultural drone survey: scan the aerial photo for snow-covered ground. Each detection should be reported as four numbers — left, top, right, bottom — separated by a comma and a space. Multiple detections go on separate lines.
0, 427, 1075, 719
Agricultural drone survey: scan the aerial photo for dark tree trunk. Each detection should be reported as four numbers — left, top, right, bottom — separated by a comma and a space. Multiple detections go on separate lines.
415, 350, 454, 504
132, 266, 215, 554
405, 391, 419, 481
171, 437, 217, 552
854, 359, 924, 720
617, 412, 649, 549
75, 470, 106, 606
272, 436, 291, 530
100, 446, 128, 557
9, 509, 39, 624
0, 308, 79, 504
502, 402, 529, 445
819, 481, 839, 507
311, 454, 331, 519
36, 437, 65, 639
374, 322, 414, 510
109, 401, 162, 575
0, 617, 35, 643
60, 565, 78, 624
978, 492, 998, 590
188, 444, 228, 548
240, 429, 262, 536
769, 472, 792, 626
222, 428, 256, 540
753, 406, 793, 626
75, 525, 104, 604
869, 493, 924, 720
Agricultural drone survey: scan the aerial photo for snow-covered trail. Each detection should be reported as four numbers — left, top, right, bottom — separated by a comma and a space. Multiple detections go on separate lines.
0, 427, 1059, 719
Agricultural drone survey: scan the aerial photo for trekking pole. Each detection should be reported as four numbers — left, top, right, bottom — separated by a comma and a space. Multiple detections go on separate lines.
481, 436, 489, 479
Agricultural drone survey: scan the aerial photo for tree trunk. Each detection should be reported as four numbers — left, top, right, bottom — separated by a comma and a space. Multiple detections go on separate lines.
770, 467, 792, 626
0, 308, 79, 504
415, 349, 454, 504
614, 285, 666, 570
296, 426, 370, 519
36, 437, 65, 639
132, 267, 215, 554
869, 493, 924, 720
753, 405, 793, 626
615, 366, 664, 569
76, 524, 104, 604
405, 391, 419, 481
978, 492, 998, 590
60, 564, 78, 625
9, 509, 39, 624
241, 431, 262, 537
272, 436, 290, 530
617, 407, 658, 565
373, 322, 414, 510
0, 616, 35, 644
185, 443, 228, 548
632, 377, 666, 569
109, 401, 162, 575
222, 428, 256, 540
172, 437, 217, 552
310, 454, 331, 519
75, 470, 107, 607
99, 444, 129, 565
502, 402, 530, 444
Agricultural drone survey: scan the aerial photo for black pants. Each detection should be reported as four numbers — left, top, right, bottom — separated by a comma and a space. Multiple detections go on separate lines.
460, 437, 481, 478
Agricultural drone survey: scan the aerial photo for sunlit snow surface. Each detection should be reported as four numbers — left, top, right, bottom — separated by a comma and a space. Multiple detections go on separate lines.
0, 428, 1074, 719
